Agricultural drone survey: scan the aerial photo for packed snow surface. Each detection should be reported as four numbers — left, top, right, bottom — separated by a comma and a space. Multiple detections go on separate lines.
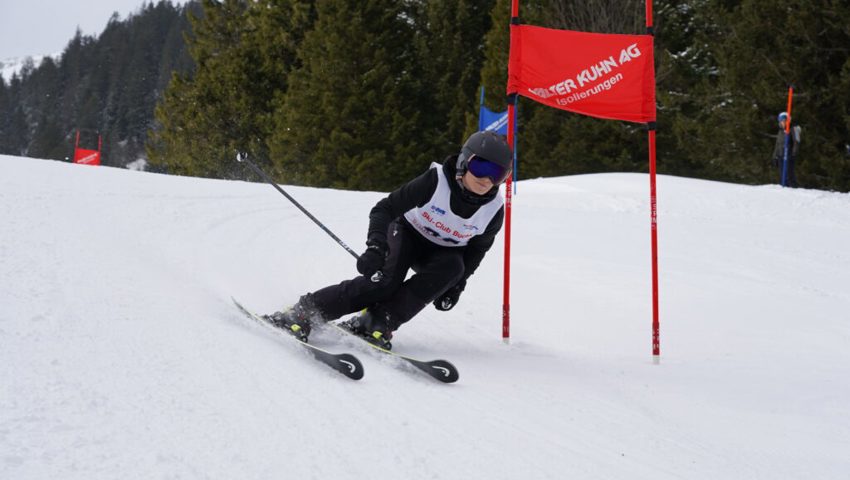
1, 155, 848, 479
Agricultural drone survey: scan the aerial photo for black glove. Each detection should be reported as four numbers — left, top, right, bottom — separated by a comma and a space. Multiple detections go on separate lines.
433, 281, 465, 311
356, 243, 386, 276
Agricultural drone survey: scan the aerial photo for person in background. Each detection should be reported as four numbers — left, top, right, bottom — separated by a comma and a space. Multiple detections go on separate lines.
771, 111, 802, 187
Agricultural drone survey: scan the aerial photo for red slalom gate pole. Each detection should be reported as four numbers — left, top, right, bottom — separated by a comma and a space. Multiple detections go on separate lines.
649, 126, 660, 362
503, 97, 517, 343
646, 0, 660, 363
502, 0, 520, 343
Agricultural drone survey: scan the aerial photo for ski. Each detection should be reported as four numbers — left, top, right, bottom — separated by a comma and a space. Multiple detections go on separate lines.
232, 298, 363, 380
328, 323, 459, 384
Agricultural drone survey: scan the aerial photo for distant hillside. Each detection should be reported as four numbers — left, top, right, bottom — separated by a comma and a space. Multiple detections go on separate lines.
0, 1, 199, 168
1, 55, 58, 82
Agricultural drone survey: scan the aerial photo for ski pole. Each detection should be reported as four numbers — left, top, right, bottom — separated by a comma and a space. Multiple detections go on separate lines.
236, 152, 360, 260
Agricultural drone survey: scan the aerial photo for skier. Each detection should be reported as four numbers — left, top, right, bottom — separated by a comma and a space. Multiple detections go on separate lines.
771, 111, 801, 187
263, 130, 512, 349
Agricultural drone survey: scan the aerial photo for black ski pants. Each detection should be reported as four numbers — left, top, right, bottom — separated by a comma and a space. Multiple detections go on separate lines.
308, 218, 465, 331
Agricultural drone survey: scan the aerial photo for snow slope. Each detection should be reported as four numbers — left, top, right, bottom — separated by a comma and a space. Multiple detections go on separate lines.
1, 155, 848, 479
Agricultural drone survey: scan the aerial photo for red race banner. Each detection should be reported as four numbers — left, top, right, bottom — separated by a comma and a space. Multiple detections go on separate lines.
508, 25, 656, 123
73, 148, 101, 165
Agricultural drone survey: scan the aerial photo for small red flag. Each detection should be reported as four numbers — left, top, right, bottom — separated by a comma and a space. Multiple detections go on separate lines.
73, 148, 101, 165
508, 25, 656, 123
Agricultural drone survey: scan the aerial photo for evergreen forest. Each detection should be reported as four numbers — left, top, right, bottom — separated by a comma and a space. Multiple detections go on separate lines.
0, 1, 197, 168
1, 0, 848, 191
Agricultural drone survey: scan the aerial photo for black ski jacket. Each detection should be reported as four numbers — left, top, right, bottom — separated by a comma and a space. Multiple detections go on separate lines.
365, 156, 505, 284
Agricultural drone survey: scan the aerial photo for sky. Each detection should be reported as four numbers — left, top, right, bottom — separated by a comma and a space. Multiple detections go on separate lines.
0, 0, 187, 60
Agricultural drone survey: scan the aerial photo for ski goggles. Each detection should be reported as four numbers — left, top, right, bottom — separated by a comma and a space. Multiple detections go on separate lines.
467, 155, 511, 184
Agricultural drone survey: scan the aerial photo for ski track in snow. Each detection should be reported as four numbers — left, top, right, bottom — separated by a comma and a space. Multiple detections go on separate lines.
1, 156, 849, 479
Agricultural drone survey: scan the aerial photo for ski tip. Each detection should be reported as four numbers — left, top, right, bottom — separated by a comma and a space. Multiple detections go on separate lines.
231, 297, 246, 311
336, 353, 364, 380
427, 359, 459, 383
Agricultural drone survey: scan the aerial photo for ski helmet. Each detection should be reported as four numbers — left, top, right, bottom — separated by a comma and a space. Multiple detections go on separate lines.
777, 111, 788, 122
456, 131, 513, 184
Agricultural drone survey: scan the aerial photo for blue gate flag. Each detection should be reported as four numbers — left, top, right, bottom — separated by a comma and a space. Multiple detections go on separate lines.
479, 105, 509, 135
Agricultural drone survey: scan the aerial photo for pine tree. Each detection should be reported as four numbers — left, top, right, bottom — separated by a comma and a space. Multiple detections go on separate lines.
646, 0, 723, 179
479, 0, 512, 116
0, 76, 29, 156
413, 0, 496, 151
29, 114, 68, 160
269, 0, 425, 190
25, 57, 67, 159
149, 0, 314, 178
0, 79, 12, 155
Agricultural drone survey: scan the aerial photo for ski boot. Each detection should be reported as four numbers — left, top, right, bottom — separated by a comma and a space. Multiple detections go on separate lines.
264, 301, 315, 342
339, 310, 393, 350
